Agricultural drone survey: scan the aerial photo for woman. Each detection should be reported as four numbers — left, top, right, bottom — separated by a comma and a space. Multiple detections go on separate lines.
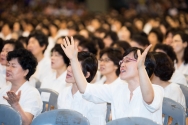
61, 37, 164, 125
98, 47, 123, 85
40, 44, 70, 93
0, 49, 42, 125
171, 32, 188, 81
0, 40, 24, 88
57, 51, 106, 125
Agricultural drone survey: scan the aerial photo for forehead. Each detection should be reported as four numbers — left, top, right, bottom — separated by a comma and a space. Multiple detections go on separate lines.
8, 58, 19, 64
123, 52, 135, 58
173, 34, 181, 40
101, 54, 109, 58
3, 44, 14, 50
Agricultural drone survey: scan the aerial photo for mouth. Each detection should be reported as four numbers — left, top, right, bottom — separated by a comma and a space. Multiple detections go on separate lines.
6, 72, 10, 77
66, 73, 72, 78
120, 69, 126, 74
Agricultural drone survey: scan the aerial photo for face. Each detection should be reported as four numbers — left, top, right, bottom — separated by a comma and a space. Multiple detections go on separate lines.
171, 34, 187, 54
0, 44, 14, 66
119, 52, 138, 81
119, 26, 131, 41
6, 58, 28, 83
148, 32, 158, 45
49, 25, 58, 34
56, 38, 64, 44
164, 33, 173, 45
51, 51, 66, 70
99, 54, 117, 76
27, 37, 45, 56
103, 36, 113, 48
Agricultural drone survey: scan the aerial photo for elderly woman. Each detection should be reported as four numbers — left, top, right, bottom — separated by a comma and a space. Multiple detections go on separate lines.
0, 49, 43, 125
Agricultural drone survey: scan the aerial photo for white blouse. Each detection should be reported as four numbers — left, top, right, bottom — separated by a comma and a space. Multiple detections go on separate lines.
40, 70, 71, 93
0, 81, 43, 117
58, 85, 106, 125
83, 82, 164, 125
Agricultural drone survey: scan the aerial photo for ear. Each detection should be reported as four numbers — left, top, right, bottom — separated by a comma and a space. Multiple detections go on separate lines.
183, 41, 187, 48
24, 69, 29, 77
41, 45, 46, 52
85, 72, 90, 79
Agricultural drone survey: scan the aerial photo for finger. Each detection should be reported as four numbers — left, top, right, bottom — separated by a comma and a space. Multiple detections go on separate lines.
137, 49, 141, 57
70, 36, 75, 46
18, 91, 21, 99
63, 39, 67, 47
143, 44, 152, 54
61, 44, 65, 49
3, 96, 9, 101
65, 37, 71, 46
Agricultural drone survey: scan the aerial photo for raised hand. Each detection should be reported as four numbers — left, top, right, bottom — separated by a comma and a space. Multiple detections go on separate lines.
61, 36, 78, 61
136, 44, 152, 69
3, 91, 21, 107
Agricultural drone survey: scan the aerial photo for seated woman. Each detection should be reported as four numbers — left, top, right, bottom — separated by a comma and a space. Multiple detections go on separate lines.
153, 43, 187, 86
61, 37, 164, 125
57, 51, 106, 125
97, 47, 123, 85
151, 52, 186, 109
40, 44, 70, 93
0, 49, 43, 125
0, 40, 24, 88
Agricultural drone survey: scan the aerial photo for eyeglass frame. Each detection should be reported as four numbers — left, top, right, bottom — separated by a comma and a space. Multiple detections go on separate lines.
119, 57, 137, 65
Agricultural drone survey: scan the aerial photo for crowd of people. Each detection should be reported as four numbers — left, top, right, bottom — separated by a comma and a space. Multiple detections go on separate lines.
0, 0, 188, 125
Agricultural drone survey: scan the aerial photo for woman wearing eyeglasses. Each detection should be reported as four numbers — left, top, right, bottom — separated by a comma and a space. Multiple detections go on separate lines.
61, 37, 164, 125
98, 48, 124, 85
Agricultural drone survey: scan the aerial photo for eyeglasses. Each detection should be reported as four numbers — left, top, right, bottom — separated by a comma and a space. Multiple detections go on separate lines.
99, 58, 111, 63
119, 57, 137, 65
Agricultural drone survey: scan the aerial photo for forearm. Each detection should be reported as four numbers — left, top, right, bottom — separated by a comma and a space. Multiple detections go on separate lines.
12, 103, 33, 125
70, 58, 88, 93
138, 66, 154, 104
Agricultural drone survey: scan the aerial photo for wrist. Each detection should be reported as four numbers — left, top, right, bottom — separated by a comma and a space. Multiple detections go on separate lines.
11, 102, 20, 109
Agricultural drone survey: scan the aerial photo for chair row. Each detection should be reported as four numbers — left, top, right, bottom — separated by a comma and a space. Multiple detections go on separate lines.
0, 97, 186, 125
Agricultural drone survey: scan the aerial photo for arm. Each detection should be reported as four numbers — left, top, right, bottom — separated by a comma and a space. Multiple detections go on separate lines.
137, 45, 154, 104
3, 91, 33, 125
61, 37, 88, 93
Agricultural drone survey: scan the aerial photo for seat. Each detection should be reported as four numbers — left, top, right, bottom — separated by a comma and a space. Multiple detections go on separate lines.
35, 79, 41, 89
0, 104, 22, 125
179, 84, 188, 116
162, 97, 186, 125
38, 88, 59, 112
106, 117, 159, 125
106, 103, 111, 122
31, 109, 90, 125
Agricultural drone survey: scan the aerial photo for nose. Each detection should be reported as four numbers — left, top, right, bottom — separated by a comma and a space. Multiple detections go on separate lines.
67, 65, 72, 72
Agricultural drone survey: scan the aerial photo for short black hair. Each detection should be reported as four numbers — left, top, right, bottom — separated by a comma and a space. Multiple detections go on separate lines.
131, 35, 150, 47
104, 31, 119, 45
153, 43, 177, 62
28, 30, 48, 53
0, 38, 4, 52
4, 39, 24, 50
112, 40, 131, 53
100, 47, 122, 76
152, 52, 175, 81
7, 49, 38, 80
78, 51, 98, 83
51, 44, 69, 67
79, 40, 98, 56
123, 47, 156, 78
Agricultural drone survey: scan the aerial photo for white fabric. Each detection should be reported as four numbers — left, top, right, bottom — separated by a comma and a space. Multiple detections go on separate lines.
58, 85, 106, 125
0, 64, 6, 89
57, 29, 68, 37
175, 62, 188, 75
40, 70, 71, 93
0, 81, 43, 117
44, 37, 57, 58
0, 33, 12, 40
164, 83, 186, 109
83, 82, 164, 125
32, 57, 53, 82
170, 70, 187, 86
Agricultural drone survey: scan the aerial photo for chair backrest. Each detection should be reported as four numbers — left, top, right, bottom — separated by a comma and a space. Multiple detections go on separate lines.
106, 117, 159, 125
31, 109, 90, 125
179, 84, 188, 116
106, 103, 111, 122
38, 88, 59, 112
0, 104, 22, 125
35, 79, 41, 89
162, 97, 186, 125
